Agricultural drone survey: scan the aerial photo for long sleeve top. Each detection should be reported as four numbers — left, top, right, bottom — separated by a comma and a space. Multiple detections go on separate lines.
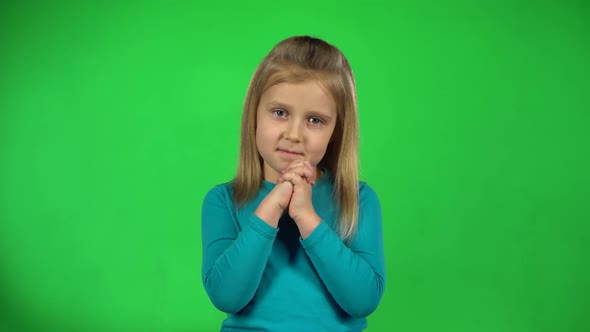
201, 171, 386, 331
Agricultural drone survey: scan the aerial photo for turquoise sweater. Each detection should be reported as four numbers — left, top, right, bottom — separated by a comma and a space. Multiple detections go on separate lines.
201, 172, 386, 331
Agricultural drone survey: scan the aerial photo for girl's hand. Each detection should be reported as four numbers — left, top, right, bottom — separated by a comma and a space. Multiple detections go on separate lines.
272, 180, 294, 211
255, 180, 293, 228
277, 160, 316, 185
279, 161, 321, 238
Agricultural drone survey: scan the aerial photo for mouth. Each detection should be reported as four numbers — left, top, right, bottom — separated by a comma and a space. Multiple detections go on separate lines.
277, 149, 303, 158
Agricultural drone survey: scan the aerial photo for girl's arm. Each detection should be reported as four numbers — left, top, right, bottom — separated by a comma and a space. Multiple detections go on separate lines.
301, 182, 386, 318
201, 185, 282, 313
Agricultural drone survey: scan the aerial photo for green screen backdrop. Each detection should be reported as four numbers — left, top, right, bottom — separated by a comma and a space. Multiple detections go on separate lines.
1, 1, 589, 331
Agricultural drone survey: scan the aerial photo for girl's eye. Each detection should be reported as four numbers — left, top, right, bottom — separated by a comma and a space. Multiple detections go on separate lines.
309, 117, 324, 125
272, 109, 287, 117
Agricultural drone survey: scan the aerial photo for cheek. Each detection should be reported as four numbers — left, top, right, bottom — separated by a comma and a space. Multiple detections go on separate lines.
257, 125, 274, 142
309, 132, 333, 155
255, 130, 268, 151
256, 123, 277, 150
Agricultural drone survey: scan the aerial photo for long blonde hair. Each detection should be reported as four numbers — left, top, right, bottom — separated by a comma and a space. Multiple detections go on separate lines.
234, 35, 360, 244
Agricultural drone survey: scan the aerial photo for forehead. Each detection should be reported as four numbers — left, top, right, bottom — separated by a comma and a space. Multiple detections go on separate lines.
259, 80, 337, 116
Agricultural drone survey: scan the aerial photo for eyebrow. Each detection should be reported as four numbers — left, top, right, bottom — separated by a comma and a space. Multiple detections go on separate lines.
266, 101, 335, 121
266, 101, 292, 111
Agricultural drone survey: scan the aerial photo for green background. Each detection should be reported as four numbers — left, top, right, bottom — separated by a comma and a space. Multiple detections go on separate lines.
1, 1, 589, 331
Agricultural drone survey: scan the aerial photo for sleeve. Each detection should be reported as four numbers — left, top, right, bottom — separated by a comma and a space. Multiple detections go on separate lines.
300, 183, 386, 318
201, 185, 279, 313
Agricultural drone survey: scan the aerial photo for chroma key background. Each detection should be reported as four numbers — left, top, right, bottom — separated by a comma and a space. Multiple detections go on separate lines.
1, 1, 588, 331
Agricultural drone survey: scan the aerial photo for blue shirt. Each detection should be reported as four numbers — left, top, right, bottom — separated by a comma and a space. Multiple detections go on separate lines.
201, 172, 385, 331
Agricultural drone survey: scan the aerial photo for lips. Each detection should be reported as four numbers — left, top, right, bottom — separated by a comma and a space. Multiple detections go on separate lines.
277, 149, 303, 157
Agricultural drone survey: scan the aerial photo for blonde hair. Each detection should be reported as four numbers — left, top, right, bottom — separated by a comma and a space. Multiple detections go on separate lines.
234, 35, 360, 244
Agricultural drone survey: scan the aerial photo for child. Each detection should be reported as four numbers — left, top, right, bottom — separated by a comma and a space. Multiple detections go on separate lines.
201, 35, 385, 331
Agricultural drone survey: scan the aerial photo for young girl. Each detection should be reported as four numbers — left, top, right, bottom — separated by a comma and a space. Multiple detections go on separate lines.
201, 35, 385, 331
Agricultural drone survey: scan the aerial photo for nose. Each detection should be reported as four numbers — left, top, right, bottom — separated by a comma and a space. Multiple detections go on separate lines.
284, 121, 302, 142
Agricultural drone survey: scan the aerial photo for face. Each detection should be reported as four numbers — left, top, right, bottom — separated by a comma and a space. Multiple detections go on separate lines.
256, 79, 338, 182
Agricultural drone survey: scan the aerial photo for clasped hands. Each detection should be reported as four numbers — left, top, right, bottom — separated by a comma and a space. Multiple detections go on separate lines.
272, 160, 321, 237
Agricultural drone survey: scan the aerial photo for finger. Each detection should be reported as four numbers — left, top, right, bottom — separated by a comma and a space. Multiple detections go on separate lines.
303, 161, 316, 184
281, 163, 305, 176
301, 160, 314, 172
282, 165, 314, 184
289, 159, 311, 169
297, 160, 316, 184
281, 172, 308, 187
290, 176, 307, 189
282, 160, 317, 185
281, 160, 305, 174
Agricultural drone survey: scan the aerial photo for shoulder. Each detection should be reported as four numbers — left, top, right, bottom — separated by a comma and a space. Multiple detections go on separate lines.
203, 181, 235, 205
359, 181, 379, 201
358, 181, 381, 213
